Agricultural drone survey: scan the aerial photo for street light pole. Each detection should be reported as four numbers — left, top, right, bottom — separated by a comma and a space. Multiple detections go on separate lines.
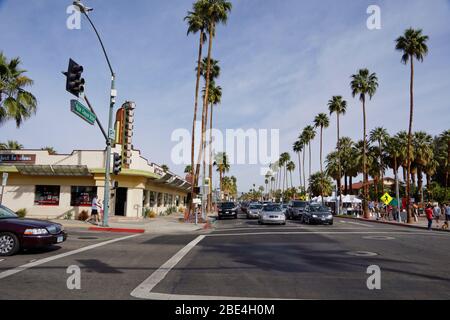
74, 1, 116, 227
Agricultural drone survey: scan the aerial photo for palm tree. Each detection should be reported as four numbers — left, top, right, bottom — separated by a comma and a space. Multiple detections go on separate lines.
314, 113, 330, 174
286, 161, 295, 189
395, 28, 429, 224
214, 152, 230, 199
350, 68, 378, 218
197, 0, 232, 207
293, 140, 303, 188
302, 126, 316, 191
0, 140, 23, 150
185, 2, 208, 216
299, 133, 308, 192
328, 96, 347, 207
184, 165, 193, 174
326, 151, 341, 190
369, 127, 389, 196
339, 137, 355, 194
308, 172, 333, 198
413, 131, 433, 206
42, 147, 57, 155
0, 52, 37, 127
279, 152, 290, 192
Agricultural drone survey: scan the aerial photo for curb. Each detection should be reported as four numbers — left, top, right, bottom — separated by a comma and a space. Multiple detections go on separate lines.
88, 227, 145, 234
336, 215, 449, 233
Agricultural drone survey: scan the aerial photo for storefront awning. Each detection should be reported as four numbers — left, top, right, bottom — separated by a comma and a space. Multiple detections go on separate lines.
16, 165, 91, 176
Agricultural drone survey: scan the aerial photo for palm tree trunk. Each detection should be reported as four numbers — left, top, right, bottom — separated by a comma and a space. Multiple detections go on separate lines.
297, 152, 302, 188
208, 103, 213, 213
344, 174, 348, 195
379, 140, 384, 196
337, 114, 342, 212
189, 30, 205, 218
406, 57, 414, 224
349, 176, 353, 195
302, 149, 306, 192
309, 143, 312, 188
320, 126, 323, 173
362, 97, 369, 218
418, 167, 423, 205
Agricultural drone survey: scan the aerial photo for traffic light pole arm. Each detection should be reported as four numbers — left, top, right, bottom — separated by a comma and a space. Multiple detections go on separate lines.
83, 95, 109, 143
81, 11, 114, 76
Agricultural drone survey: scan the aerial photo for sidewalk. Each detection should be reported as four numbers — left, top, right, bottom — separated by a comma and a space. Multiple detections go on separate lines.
337, 214, 449, 232
51, 213, 210, 234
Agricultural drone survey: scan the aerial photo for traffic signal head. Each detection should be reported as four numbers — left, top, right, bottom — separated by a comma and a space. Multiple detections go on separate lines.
64, 58, 85, 97
113, 152, 122, 175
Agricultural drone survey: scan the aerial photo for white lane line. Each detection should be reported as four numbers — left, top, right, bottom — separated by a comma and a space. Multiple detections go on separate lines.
206, 231, 448, 237
131, 235, 205, 299
339, 221, 374, 228
0, 234, 140, 280
0, 259, 4, 262
131, 235, 297, 300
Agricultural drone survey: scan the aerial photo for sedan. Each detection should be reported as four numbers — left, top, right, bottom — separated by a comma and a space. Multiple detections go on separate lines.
258, 204, 286, 225
0, 204, 67, 256
302, 204, 333, 225
217, 202, 238, 220
246, 203, 263, 219
286, 201, 308, 220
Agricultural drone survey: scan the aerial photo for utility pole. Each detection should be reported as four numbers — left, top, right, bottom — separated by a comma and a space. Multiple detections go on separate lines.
73, 1, 116, 227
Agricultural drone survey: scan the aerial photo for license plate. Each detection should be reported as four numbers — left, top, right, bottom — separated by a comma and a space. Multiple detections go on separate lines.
57, 236, 64, 243
321, 217, 326, 221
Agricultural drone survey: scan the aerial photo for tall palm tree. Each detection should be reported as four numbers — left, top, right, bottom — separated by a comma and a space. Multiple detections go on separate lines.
185, 2, 208, 216
395, 28, 429, 224
0, 140, 23, 150
299, 133, 308, 191
214, 152, 230, 199
302, 126, 316, 192
413, 131, 434, 206
280, 153, 291, 192
328, 96, 347, 206
325, 151, 341, 190
286, 161, 295, 189
293, 140, 303, 188
369, 127, 389, 196
350, 68, 378, 219
314, 113, 330, 174
197, 0, 232, 209
0, 52, 37, 127
339, 137, 354, 194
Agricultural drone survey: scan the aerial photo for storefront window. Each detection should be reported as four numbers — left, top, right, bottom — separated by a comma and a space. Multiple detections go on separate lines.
34, 185, 60, 206
157, 193, 162, 207
70, 186, 97, 207
149, 191, 156, 207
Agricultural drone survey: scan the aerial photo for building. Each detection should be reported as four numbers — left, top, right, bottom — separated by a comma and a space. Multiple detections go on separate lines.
349, 177, 396, 194
0, 147, 191, 219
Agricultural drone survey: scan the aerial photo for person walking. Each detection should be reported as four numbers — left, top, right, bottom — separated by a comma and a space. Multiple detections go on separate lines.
445, 203, 450, 222
87, 195, 102, 225
433, 203, 442, 228
425, 204, 434, 230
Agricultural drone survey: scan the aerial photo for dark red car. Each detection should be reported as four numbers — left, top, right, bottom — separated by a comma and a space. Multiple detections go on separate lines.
0, 204, 67, 256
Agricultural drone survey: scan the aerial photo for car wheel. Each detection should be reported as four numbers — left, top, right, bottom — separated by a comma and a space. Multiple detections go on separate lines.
0, 232, 20, 256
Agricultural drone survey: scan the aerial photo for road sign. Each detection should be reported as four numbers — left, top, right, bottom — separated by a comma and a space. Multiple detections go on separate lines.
380, 192, 393, 205
2, 173, 8, 186
109, 128, 116, 140
70, 99, 96, 125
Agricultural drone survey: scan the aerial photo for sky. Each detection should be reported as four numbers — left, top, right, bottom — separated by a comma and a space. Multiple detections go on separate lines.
0, 0, 449, 192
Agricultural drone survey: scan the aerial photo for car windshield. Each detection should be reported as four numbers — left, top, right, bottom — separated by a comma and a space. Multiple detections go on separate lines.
263, 205, 282, 212
309, 205, 329, 212
292, 201, 307, 208
0, 205, 18, 219
219, 202, 235, 209
249, 204, 263, 209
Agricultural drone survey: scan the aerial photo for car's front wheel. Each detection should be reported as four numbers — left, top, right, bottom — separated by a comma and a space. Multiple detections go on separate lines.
0, 232, 20, 256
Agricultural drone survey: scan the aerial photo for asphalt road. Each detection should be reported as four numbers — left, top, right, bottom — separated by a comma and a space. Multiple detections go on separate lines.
1, 213, 449, 300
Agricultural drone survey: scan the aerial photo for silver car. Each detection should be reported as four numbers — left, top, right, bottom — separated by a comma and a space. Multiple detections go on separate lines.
247, 204, 263, 219
258, 204, 286, 225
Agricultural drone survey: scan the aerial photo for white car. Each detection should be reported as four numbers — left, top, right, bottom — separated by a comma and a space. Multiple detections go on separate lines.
258, 204, 286, 225
247, 203, 263, 219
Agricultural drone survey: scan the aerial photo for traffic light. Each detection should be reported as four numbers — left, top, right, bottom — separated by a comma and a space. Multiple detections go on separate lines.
64, 58, 85, 97
113, 152, 122, 175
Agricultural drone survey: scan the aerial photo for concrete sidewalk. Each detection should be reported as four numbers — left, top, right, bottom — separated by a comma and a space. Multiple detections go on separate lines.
337, 214, 449, 232
51, 213, 209, 234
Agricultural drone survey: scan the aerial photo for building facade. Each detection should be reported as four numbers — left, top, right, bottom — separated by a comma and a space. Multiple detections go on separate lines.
0, 147, 190, 219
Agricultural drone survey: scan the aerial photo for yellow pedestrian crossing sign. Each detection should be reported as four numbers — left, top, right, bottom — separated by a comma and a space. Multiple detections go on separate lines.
380, 192, 393, 205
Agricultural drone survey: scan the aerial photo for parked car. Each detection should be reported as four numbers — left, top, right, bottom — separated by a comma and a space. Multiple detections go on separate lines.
217, 202, 238, 220
302, 203, 333, 225
246, 203, 263, 219
258, 204, 286, 225
281, 203, 289, 216
286, 200, 308, 220
0, 204, 67, 256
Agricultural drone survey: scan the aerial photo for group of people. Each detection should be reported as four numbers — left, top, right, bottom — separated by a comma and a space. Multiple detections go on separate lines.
425, 203, 450, 230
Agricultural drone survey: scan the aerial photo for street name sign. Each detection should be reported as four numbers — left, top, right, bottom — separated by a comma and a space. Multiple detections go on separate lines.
70, 100, 96, 125
380, 192, 393, 205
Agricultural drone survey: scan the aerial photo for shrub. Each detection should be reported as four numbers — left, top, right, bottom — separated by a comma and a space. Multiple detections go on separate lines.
77, 210, 89, 221
164, 206, 177, 216
144, 208, 157, 219
178, 206, 185, 213
16, 208, 27, 218
64, 212, 73, 220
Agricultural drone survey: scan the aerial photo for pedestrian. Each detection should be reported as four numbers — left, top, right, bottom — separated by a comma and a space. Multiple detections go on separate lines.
425, 204, 434, 230
445, 203, 450, 222
433, 203, 442, 228
413, 204, 419, 223
87, 194, 102, 225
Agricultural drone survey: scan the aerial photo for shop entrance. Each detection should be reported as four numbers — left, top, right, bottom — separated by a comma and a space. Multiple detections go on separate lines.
114, 188, 127, 216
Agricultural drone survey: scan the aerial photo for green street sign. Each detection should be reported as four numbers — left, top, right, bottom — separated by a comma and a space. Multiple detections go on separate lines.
70, 99, 96, 125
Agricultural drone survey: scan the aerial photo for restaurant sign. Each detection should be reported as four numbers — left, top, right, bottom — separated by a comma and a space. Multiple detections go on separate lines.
0, 154, 36, 164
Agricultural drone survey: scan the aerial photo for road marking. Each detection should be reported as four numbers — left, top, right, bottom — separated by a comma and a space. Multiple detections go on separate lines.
339, 221, 374, 228
131, 235, 298, 300
0, 234, 140, 280
0, 259, 4, 262
206, 231, 448, 237
131, 235, 205, 299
